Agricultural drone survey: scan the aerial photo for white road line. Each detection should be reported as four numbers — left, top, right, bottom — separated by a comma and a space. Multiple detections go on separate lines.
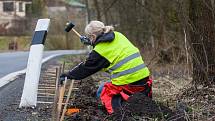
0, 69, 26, 88
0, 51, 87, 88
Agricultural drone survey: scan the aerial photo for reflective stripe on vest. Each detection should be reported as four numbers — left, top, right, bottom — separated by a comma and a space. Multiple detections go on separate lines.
111, 64, 146, 79
108, 52, 141, 73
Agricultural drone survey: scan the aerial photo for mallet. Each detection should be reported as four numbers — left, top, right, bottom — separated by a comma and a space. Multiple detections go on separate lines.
65, 22, 81, 37
64, 21, 91, 45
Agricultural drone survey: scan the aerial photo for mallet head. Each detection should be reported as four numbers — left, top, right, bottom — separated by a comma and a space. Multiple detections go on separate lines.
65, 21, 75, 32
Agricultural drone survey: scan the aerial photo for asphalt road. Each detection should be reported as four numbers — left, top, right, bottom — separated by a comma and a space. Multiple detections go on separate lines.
0, 50, 86, 79
0, 59, 59, 120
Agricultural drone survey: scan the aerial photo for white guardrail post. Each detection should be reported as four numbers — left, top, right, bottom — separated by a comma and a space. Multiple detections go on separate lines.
19, 19, 50, 107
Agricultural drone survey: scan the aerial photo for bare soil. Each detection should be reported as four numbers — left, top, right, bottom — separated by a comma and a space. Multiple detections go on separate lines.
65, 75, 182, 121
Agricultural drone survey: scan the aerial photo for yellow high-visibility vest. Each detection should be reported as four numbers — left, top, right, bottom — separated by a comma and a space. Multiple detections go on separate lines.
94, 31, 150, 85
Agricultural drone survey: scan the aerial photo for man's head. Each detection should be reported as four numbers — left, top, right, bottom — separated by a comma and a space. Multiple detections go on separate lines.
85, 21, 114, 42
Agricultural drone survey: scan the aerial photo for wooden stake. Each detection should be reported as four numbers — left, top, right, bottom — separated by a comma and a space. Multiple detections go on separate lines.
37, 93, 55, 96
37, 101, 54, 104
62, 61, 65, 73
57, 78, 67, 121
38, 89, 55, 91
38, 87, 56, 89
51, 67, 59, 121
38, 83, 56, 86
60, 80, 75, 121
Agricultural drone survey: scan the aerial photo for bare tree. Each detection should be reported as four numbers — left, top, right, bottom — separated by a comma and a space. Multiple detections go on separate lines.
93, 0, 101, 20
189, 0, 215, 85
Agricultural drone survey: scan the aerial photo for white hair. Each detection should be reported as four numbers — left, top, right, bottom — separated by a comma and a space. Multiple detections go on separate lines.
85, 21, 114, 36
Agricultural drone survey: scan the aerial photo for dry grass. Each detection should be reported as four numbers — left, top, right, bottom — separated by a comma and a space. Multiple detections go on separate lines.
151, 64, 215, 121
0, 36, 30, 51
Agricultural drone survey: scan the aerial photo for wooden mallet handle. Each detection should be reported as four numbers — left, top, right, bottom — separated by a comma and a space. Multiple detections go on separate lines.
72, 28, 81, 37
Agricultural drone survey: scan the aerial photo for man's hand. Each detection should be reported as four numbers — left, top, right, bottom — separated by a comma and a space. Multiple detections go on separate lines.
80, 36, 91, 45
59, 73, 70, 85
